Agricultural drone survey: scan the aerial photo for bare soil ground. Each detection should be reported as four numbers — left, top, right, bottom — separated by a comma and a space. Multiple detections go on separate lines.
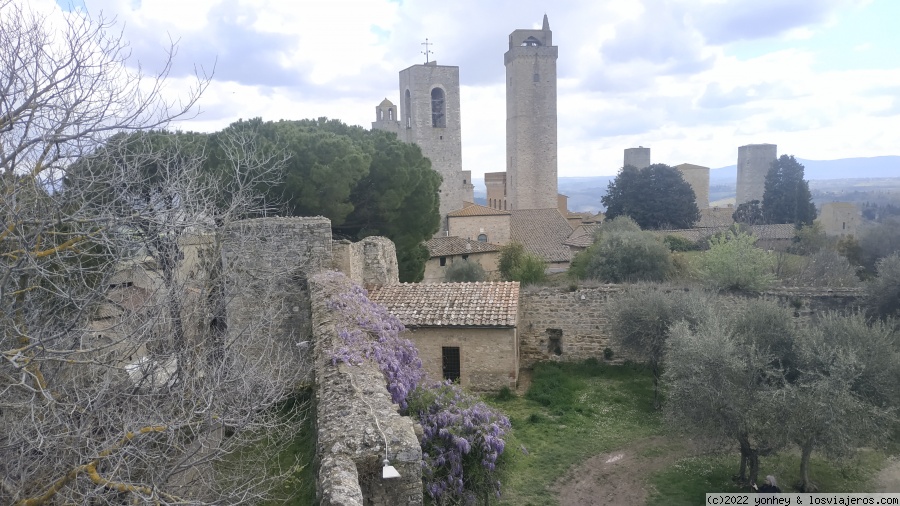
553, 436, 698, 506
875, 456, 900, 492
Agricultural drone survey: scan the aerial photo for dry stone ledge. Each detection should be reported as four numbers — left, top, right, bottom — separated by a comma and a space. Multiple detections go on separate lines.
310, 273, 422, 506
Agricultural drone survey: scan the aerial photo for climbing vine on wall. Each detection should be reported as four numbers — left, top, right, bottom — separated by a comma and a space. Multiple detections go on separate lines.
322, 271, 511, 504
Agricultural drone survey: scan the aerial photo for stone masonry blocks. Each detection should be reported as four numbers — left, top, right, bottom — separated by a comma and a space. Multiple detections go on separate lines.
624, 147, 651, 169
737, 143, 777, 205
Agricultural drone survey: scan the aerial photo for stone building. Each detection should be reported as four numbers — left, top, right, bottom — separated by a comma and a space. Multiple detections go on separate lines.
624, 146, 651, 169
422, 236, 501, 283
817, 202, 860, 237
372, 63, 474, 236
505, 14, 559, 210
736, 143, 777, 205
675, 162, 710, 209
447, 203, 511, 245
368, 282, 520, 391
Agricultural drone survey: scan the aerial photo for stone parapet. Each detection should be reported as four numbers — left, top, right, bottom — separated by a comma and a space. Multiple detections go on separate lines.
519, 284, 864, 368
310, 273, 422, 505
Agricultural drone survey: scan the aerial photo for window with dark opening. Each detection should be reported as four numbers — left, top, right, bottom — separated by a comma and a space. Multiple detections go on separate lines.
533, 73, 539, 82
405, 89, 412, 128
388, 108, 394, 120
478, 234, 487, 242
431, 88, 446, 128
439, 256, 446, 266
462, 254, 469, 260
442, 346, 460, 382
547, 328, 562, 356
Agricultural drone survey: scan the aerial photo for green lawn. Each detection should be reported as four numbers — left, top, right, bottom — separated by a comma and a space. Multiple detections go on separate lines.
485, 360, 664, 505
487, 361, 894, 505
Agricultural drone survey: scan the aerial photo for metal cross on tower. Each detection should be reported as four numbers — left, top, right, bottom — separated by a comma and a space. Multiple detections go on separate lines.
421, 38, 433, 63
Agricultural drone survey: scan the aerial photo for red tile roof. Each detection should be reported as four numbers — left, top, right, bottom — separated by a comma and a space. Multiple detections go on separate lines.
510, 208, 575, 263
447, 204, 510, 217
368, 281, 519, 327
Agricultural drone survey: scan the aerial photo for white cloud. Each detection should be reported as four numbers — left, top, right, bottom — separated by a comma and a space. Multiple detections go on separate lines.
27, 0, 900, 177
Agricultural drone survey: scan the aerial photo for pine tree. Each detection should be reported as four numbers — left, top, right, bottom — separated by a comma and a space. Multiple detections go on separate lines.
762, 155, 817, 226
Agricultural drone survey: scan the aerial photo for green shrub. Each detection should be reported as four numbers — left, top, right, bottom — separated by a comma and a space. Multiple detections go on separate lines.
599, 215, 642, 234
788, 222, 829, 255
865, 252, 900, 321
789, 249, 860, 288
582, 230, 673, 282
443, 259, 486, 282
664, 234, 699, 252
697, 230, 775, 292
498, 242, 547, 285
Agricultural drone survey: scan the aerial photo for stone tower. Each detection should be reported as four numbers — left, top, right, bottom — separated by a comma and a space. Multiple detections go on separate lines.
675, 163, 710, 209
371, 98, 401, 135
374, 62, 474, 236
736, 144, 777, 205
624, 147, 651, 169
505, 14, 558, 210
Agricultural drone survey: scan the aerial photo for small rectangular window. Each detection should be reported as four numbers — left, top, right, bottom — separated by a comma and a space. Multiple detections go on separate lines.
442, 347, 460, 382
462, 254, 469, 260
439, 256, 446, 266
533, 73, 539, 82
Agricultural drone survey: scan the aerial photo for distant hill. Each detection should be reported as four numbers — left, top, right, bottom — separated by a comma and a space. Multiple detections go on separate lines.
472, 156, 900, 213
710, 156, 900, 182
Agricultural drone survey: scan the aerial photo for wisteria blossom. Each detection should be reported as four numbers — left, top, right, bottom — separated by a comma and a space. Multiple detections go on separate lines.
320, 271, 510, 503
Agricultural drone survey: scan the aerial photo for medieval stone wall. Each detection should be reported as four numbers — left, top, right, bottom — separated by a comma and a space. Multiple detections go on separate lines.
332, 236, 400, 287
518, 285, 863, 368
310, 272, 423, 506
448, 214, 511, 245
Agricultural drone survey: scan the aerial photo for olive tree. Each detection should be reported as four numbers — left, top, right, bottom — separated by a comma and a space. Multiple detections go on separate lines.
785, 314, 899, 492
1, 3, 310, 503
663, 304, 790, 485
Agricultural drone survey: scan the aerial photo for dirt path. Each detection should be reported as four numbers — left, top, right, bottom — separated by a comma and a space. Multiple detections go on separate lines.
553, 436, 697, 506
875, 456, 900, 492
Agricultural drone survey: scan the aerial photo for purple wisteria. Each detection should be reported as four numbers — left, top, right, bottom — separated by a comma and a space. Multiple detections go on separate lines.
320, 271, 510, 503
408, 381, 511, 505
321, 270, 423, 408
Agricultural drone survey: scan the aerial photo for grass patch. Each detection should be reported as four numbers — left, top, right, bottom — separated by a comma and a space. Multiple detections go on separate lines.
647, 448, 888, 505
220, 388, 317, 505
485, 360, 663, 505
487, 361, 896, 505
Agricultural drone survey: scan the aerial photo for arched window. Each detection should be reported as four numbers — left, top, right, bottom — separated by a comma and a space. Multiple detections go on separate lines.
431, 88, 446, 128
377, 109, 383, 121
477, 234, 487, 242
388, 108, 394, 120
405, 90, 411, 128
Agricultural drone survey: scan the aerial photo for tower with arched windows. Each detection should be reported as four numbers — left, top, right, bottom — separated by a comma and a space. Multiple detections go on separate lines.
505, 14, 558, 210
394, 62, 473, 234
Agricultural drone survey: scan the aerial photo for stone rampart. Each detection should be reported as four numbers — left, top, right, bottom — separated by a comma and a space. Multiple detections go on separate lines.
310, 272, 422, 506
519, 285, 864, 368
332, 236, 400, 287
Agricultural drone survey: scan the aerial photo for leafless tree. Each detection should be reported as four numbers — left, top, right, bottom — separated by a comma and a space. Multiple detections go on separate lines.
1, 2, 308, 504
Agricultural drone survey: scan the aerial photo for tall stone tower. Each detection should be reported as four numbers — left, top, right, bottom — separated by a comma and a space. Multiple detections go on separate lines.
736, 144, 777, 205
374, 62, 474, 236
624, 147, 651, 169
505, 14, 558, 210
675, 163, 710, 209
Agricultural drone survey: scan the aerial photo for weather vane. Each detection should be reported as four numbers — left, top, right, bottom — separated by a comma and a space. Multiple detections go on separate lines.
421, 38, 433, 63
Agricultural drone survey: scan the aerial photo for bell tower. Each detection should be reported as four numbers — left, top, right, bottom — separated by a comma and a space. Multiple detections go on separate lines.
504, 14, 558, 210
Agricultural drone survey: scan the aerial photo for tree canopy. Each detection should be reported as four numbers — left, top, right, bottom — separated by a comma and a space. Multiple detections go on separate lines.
222, 118, 441, 282
762, 155, 816, 226
601, 164, 700, 230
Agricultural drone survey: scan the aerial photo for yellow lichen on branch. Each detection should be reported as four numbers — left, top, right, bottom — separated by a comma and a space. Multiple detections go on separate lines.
15, 425, 169, 506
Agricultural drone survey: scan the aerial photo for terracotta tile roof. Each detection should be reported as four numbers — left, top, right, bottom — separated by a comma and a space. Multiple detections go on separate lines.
368, 282, 520, 327
564, 224, 601, 248
447, 204, 510, 217
697, 207, 736, 228
425, 236, 500, 257
510, 208, 575, 263
654, 223, 796, 242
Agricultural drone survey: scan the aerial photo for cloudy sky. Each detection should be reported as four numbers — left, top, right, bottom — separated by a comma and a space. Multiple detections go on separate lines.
45, 0, 900, 177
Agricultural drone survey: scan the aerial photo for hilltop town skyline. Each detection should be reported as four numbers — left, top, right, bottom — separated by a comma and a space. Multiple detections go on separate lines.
43, 0, 900, 177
